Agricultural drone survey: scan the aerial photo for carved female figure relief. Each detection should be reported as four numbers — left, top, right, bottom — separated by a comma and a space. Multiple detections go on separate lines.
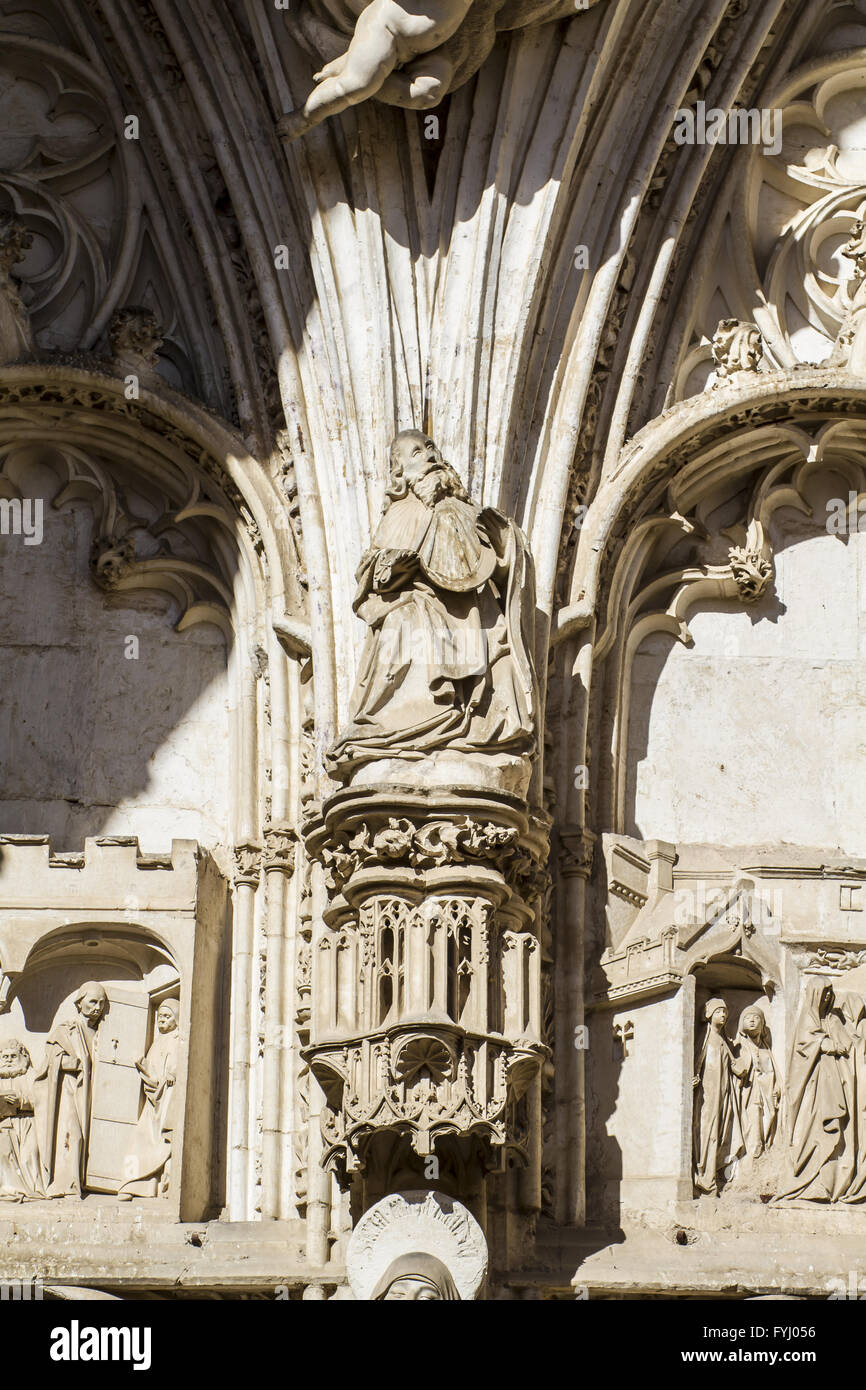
692, 998, 745, 1195
836, 986, 866, 1203
326, 430, 537, 786
776, 980, 852, 1202
0, 1040, 44, 1201
117, 997, 180, 1200
734, 1005, 780, 1170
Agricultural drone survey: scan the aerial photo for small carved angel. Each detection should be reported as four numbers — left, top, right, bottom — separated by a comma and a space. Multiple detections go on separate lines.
279, 0, 473, 141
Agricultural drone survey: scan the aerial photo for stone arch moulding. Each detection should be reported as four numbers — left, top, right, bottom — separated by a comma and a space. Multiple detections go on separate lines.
557, 370, 866, 642
554, 371, 866, 828
0, 360, 311, 1224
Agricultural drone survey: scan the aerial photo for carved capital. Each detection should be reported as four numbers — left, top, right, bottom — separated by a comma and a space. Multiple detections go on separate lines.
323, 813, 548, 902
232, 842, 262, 887
557, 826, 595, 879
263, 825, 298, 875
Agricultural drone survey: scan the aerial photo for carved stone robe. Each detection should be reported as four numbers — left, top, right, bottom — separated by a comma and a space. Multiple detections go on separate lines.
693, 1026, 745, 1194
836, 991, 866, 1203
735, 1031, 780, 1160
326, 491, 536, 776
0, 1069, 44, 1201
34, 1015, 99, 1198
777, 982, 852, 1202
117, 1029, 179, 1198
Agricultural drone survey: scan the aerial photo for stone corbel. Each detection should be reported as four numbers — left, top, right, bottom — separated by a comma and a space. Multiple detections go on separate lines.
304, 787, 549, 1181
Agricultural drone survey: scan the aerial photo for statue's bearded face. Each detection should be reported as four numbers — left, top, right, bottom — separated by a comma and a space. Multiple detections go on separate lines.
387, 430, 468, 508
392, 431, 441, 481
0, 1044, 28, 1078
411, 465, 456, 509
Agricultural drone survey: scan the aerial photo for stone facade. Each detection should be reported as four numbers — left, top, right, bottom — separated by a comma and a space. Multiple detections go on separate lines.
2, 0, 866, 1301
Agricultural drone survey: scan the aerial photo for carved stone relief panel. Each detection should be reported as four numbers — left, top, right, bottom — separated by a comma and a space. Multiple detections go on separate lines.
588, 833, 866, 1216
0, 836, 226, 1219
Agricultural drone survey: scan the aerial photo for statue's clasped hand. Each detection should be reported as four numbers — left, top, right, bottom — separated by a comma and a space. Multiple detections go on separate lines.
373, 548, 417, 589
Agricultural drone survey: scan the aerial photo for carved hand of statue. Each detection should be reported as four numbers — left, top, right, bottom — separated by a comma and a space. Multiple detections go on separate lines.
373, 547, 418, 590
277, 0, 470, 140
692, 1074, 701, 1087
60, 1056, 81, 1073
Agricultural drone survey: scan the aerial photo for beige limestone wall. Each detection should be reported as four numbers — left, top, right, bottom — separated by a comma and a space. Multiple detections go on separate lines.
627, 487, 866, 854
0, 456, 230, 852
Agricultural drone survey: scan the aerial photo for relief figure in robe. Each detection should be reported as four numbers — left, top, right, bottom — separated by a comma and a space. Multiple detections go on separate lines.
693, 998, 745, 1195
326, 430, 537, 780
118, 997, 180, 1200
776, 980, 852, 1202
33, 982, 107, 1198
834, 985, 866, 1203
0, 1040, 45, 1201
734, 1004, 780, 1167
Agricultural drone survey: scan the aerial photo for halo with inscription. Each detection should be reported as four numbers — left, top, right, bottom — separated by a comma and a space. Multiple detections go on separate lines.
346, 1190, 488, 1302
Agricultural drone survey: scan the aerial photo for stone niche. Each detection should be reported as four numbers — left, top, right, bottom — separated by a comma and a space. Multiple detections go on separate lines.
0, 835, 226, 1220
587, 834, 866, 1222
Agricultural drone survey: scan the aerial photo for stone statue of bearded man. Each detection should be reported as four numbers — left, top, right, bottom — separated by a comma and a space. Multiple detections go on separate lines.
326, 430, 537, 791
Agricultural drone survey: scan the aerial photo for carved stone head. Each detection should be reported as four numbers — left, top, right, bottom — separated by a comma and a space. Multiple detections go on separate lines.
371, 1252, 461, 1301
386, 430, 468, 507
156, 998, 180, 1033
704, 996, 728, 1030
738, 1004, 768, 1045
74, 982, 108, 1025
0, 1039, 31, 1078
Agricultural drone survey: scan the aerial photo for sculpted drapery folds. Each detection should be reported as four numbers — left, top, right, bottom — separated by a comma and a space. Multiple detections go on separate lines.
0, 1040, 44, 1201
34, 982, 107, 1199
774, 978, 866, 1206
118, 997, 181, 1200
692, 998, 746, 1195
326, 430, 537, 781
777, 980, 853, 1203
735, 1006, 780, 1168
